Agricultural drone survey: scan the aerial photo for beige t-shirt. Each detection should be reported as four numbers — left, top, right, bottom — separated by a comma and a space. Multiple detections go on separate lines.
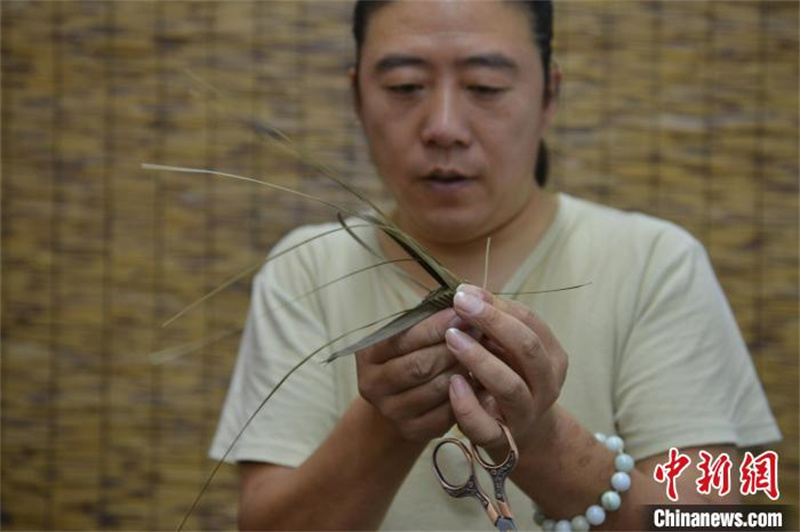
210, 193, 780, 530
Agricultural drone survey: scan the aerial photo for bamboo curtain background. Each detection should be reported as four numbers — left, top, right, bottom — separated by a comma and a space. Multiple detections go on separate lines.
2, 1, 797, 530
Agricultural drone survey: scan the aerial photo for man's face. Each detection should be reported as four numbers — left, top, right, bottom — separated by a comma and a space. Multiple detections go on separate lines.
354, 0, 556, 244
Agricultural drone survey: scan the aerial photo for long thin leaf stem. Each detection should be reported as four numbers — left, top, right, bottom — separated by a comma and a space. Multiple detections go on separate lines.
142, 163, 363, 220
337, 213, 433, 293
482, 236, 492, 290
182, 68, 391, 223
149, 328, 241, 365
267, 258, 416, 317
151, 259, 415, 365
176, 306, 414, 531
161, 224, 374, 327
495, 281, 592, 297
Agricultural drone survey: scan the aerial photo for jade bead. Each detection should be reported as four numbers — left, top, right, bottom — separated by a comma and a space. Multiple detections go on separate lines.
611, 471, 632, 492
615, 453, 635, 473
586, 505, 606, 526
601, 490, 622, 511
604, 435, 625, 453
571, 515, 590, 531
555, 519, 572, 532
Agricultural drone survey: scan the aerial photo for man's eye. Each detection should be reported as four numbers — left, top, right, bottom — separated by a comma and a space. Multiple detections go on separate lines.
387, 84, 423, 95
469, 85, 507, 96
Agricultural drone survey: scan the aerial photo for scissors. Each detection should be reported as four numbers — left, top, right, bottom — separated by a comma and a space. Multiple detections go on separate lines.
432, 421, 518, 532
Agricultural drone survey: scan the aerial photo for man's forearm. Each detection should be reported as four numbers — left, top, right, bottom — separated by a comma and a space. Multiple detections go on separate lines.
511, 405, 737, 531
507, 405, 643, 530
239, 397, 426, 531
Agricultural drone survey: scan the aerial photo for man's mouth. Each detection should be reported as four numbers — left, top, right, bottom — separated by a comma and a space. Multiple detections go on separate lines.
423, 170, 474, 187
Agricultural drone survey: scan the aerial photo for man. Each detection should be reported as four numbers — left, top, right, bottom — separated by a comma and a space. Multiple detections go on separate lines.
211, 2, 780, 529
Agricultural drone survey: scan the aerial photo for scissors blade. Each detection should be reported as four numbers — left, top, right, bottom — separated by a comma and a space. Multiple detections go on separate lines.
495, 516, 517, 532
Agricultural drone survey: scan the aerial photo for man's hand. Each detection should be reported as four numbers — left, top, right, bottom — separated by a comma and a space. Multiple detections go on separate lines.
356, 307, 469, 442
444, 284, 568, 452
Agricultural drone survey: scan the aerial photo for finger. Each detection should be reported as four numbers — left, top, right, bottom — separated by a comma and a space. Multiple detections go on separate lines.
459, 284, 563, 355
445, 328, 532, 420
452, 285, 557, 381
476, 389, 502, 420
380, 343, 460, 394
448, 374, 505, 448
475, 288, 569, 389
364, 308, 463, 364
381, 366, 465, 420
397, 399, 456, 442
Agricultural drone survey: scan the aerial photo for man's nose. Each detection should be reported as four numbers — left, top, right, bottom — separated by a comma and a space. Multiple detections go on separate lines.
420, 85, 471, 148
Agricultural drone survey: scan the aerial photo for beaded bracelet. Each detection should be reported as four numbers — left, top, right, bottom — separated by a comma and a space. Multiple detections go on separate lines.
532, 433, 634, 532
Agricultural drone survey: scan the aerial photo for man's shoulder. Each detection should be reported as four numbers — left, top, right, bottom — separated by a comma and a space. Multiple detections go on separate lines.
561, 193, 701, 252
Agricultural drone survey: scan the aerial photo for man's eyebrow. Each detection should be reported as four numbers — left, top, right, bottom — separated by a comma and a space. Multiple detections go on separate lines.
458, 53, 519, 73
374, 54, 428, 73
372, 52, 519, 74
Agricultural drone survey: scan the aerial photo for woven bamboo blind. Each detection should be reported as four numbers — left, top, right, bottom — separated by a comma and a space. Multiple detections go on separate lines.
2, 1, 797, 530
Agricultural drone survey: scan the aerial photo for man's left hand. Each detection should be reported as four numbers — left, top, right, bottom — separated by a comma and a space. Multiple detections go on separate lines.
444, 283, 568, 453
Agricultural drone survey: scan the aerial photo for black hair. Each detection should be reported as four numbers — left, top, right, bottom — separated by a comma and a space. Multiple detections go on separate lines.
352, 0, 554, 186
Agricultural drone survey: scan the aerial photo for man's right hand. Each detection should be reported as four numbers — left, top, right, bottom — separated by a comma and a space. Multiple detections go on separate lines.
355, 308, 468, 442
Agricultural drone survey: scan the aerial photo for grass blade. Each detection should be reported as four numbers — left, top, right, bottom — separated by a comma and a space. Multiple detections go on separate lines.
161, 224, 375, 328
176, 306, 415, 531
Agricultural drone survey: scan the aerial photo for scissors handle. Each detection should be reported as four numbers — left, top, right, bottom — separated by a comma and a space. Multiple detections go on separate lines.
432, 437, 500, 520
470, 421, 518, 511
432, 421, 519, 530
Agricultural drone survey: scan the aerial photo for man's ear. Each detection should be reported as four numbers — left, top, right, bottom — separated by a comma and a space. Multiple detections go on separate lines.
349, 66, 362, 122
542, 60, 562, 132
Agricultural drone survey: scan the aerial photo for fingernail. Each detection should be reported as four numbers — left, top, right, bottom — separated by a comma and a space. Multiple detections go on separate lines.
445, 327, 472, 351
454, 291, 484, 316
457, 283, 483, 296
450, 374, 470, 397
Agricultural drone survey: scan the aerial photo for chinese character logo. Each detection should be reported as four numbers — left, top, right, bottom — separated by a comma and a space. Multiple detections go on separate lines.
740, 450, 780, 500
696, 450, 732, 497
653, 447, 691, 501
653, 447, 780, 502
